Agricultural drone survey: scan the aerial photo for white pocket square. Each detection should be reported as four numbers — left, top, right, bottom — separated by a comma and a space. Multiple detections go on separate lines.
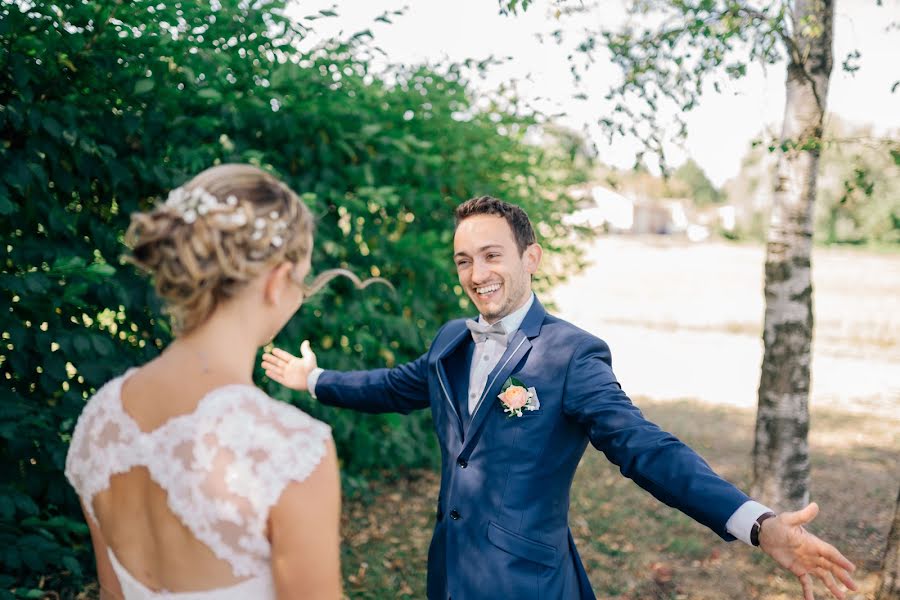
527, 387, 541, 411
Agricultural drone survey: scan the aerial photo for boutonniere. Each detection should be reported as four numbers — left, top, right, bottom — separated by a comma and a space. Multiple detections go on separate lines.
498, 377, 538, 418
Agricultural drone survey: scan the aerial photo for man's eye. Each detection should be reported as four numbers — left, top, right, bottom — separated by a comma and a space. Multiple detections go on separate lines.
486, 253, 500, 260
455, 260, 470, 268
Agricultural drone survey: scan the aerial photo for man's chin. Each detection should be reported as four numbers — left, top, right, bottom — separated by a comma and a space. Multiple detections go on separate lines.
476, 304, 505, 322
469, 294, 507, 320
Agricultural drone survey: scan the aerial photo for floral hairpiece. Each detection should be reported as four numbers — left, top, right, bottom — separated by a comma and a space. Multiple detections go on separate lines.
163, 186, 288, 249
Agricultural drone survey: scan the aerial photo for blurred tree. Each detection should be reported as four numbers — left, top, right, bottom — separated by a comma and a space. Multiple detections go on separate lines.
501, 0, 899, 512
875, 487, 900, 600
724, 118, 899, 245
673, 159, 722, 205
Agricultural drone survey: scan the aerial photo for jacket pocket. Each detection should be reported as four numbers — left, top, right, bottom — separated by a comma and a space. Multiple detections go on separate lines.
487, 521, 558, 568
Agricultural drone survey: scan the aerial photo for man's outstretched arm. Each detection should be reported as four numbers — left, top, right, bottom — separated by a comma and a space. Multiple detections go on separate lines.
262, 340, 431, 414
562, 336, 856, 599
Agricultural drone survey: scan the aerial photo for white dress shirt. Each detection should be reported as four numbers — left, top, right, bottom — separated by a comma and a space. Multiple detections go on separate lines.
465, 293, 535, 414
306, 292, 771, 545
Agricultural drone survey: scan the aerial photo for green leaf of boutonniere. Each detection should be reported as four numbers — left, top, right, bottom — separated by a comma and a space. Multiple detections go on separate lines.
501, 376, 527, 392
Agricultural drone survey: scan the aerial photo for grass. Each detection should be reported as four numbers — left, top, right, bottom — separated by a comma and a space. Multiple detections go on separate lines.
338, 399, 899, 599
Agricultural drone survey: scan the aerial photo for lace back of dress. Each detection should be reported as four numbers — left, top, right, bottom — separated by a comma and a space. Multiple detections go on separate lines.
65, 373, 332, 581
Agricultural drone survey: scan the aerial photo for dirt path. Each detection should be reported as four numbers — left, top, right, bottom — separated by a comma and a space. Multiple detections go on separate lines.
550, 237, 900, 418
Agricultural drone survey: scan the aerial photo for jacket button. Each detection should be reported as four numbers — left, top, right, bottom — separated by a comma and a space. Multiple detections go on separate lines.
457, 458, 467, 468
449, 509, 461, 520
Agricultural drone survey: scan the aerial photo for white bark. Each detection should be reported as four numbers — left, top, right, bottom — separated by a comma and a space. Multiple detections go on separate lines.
751, 0, 833, 512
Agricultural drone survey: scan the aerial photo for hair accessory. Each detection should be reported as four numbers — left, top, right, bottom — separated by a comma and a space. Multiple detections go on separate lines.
163, 186, 288, 250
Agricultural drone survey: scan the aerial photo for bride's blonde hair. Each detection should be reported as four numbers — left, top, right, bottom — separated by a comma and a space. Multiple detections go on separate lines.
126, 164, 383, 335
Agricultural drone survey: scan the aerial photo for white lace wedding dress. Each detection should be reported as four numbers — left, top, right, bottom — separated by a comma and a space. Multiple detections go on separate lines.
65, 368, 332, 599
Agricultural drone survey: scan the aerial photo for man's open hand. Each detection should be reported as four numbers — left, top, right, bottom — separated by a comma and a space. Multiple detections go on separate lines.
759, 502, 857, 600
261, 340, 318, 392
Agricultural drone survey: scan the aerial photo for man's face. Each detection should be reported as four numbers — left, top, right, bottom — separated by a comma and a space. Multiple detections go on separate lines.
453, 214, 541, 323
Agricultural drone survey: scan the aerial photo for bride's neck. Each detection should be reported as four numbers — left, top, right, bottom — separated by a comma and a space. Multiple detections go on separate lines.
166, 308, 262, 383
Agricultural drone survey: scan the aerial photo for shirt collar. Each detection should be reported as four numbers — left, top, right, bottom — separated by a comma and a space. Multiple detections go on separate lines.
478, 292, 535, 335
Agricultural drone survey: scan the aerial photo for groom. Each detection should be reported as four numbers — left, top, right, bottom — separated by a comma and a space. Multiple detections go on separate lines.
263, 196, 857, 600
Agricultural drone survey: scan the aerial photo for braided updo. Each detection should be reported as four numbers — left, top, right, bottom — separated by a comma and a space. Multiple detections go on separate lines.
126, 164, 315, 336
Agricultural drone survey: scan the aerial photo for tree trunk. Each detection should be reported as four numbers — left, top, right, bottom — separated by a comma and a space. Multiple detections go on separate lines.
750, 0, 833, 512
875, 487, 900, 600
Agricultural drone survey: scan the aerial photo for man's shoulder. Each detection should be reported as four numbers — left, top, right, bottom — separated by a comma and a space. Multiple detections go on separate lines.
541, 312, 603, 345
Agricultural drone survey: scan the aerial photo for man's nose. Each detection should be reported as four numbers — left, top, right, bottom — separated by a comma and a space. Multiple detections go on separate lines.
472, 259, 490, 283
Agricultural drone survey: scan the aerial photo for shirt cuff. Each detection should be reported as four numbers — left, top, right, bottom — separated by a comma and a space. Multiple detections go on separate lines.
726, 500, 774, 546
307, 368, 324, 399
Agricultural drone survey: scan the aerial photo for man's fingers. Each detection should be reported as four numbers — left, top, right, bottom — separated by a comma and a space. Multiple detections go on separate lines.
823, 544, 856, 574
816, 569, 844, 600
272, 348, 297, 362
830, 563, 857, 591
260, 359, 281, 373
800, 573, 815, 600
300, 339, 312, 358
265, 369, 285, 385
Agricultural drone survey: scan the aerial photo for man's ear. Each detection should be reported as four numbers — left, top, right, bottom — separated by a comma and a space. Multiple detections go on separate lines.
263, 262, 294, 306
523, 243, 543, 275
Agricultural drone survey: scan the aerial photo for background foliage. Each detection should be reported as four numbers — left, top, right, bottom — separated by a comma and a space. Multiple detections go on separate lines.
0, 1, 589, 596
722, 117, 900, 245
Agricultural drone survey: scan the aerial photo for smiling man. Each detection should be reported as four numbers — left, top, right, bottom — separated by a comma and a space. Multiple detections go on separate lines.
262, 196, 857, 600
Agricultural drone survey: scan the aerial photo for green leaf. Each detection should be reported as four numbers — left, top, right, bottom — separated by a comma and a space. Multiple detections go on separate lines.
0, 497, 14, 520
72, 335, 92, 355
91, 334, 115, 357
134, 79, 155, 94
41, 116, 63, 139
52, 256, 87, 272
197, 88, 222, 101
62, 555, 82, 576
22, 274, 50, 294
0, 194, 15, 216
86, 263, 116, 277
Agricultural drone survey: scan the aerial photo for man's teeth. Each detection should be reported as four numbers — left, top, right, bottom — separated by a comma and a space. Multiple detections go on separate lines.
476, 284, 500, 295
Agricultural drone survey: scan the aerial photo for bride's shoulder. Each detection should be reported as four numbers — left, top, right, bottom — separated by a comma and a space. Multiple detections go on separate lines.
218, 385, 332, 441
71, 368, 136, 430
214, 388, 333, 493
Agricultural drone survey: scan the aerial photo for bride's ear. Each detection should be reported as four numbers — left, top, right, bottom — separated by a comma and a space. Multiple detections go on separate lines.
263, 262, 294, 306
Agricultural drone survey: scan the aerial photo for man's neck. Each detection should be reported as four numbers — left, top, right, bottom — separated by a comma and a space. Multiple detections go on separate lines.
482, 292, 534, 329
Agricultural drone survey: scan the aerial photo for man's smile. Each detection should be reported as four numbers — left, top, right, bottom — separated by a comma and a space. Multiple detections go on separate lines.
474, 283, 502, 298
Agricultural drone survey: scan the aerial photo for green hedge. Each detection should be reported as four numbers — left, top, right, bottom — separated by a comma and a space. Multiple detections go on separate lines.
0, 1, 587, 595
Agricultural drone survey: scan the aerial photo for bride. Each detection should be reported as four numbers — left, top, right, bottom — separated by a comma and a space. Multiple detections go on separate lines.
65, 164, 343, 599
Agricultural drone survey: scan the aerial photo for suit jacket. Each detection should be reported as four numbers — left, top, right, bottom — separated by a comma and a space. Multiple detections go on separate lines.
315, 297, 749, 599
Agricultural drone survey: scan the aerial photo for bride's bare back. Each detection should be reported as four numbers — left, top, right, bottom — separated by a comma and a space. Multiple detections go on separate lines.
65, 360, 337, 599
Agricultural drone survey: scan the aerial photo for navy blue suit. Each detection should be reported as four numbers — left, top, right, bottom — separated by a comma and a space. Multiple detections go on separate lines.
316, 298, 750, 599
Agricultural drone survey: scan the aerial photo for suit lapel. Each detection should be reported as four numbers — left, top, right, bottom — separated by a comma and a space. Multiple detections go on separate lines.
435, 327, 471, 442
463, 332, 531, 439
461, 298, 546, 453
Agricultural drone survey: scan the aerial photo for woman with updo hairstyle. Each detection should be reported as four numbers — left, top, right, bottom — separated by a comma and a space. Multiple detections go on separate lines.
64, 164, 355, 599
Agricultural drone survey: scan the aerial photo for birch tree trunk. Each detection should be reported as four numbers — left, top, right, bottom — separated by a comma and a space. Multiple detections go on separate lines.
875, 487, 900, 600
750, 0, 834, 512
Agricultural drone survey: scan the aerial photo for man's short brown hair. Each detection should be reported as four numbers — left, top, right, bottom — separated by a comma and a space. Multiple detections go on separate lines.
454, 196, 537, 254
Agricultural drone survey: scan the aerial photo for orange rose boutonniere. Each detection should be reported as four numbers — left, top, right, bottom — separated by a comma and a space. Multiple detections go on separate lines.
498, 377, 537, 418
